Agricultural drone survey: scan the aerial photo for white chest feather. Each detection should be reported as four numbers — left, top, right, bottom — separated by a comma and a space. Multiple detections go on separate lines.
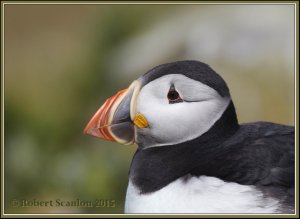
125, 176, 280, 213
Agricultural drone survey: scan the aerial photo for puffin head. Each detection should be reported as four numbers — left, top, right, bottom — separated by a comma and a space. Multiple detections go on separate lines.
84, 61, 235, 149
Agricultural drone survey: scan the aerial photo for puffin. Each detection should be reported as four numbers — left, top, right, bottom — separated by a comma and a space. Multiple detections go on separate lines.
84, 60, 295, 214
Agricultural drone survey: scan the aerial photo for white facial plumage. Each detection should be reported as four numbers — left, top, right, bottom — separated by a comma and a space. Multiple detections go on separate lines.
135, 74, 231, 148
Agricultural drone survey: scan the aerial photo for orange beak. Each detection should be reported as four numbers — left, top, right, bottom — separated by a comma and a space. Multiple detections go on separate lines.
84, 81, 141, 145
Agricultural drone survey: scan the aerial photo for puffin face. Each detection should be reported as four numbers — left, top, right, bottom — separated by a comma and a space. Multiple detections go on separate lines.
135, 74, 230, 148
84, 61, 231, 149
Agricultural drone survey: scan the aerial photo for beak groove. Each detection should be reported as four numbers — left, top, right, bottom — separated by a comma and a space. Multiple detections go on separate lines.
84, 81, 141, 145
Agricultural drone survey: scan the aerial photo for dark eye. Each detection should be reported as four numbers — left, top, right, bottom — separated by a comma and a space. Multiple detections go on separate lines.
168, 85, 183, 104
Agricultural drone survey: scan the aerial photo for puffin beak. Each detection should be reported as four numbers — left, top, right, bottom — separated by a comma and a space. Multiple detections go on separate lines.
84, 81, 141, 145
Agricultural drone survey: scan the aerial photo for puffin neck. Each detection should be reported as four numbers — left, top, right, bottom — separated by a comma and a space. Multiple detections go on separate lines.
129, 101, 240, 194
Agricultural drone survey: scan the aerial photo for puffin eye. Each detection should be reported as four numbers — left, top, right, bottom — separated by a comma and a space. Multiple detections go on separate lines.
168, 85, 183, 104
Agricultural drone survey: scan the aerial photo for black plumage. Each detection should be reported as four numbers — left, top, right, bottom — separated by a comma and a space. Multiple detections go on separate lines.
142, 60, 230, 97
129, 61, 295, 213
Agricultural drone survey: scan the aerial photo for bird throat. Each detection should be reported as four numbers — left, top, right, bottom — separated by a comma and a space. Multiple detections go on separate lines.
129, 101, 240, 194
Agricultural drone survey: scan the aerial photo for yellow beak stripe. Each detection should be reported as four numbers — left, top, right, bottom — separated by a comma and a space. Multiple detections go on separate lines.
133, 113, 148, 128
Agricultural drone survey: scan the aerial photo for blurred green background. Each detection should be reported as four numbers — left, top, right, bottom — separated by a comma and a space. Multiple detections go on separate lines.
4, 4, 294, 214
